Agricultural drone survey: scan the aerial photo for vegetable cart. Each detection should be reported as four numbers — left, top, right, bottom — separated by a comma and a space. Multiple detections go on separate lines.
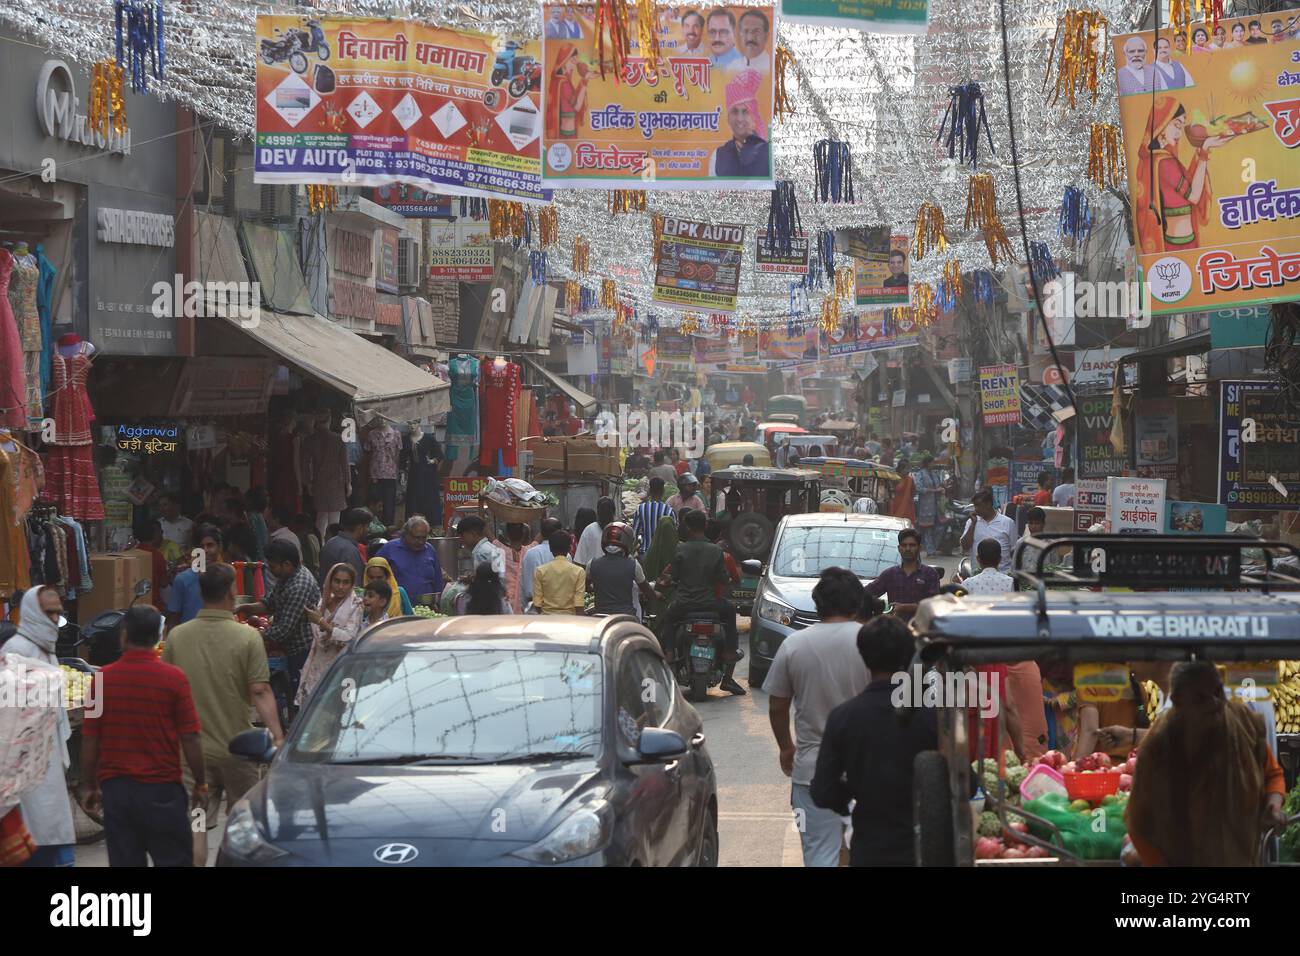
909, 534, 1300, 866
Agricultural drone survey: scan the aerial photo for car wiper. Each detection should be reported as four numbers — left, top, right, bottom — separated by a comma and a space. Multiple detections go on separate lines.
329, 754, 489, 766
489, 751, 593, 764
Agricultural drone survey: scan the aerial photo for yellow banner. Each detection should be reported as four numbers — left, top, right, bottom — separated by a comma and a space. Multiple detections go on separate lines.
540, 4, 776, 188
1113, 16, 1300, 314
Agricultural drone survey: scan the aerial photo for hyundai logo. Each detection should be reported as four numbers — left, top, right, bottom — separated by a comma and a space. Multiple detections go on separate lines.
374, 842, 419, 864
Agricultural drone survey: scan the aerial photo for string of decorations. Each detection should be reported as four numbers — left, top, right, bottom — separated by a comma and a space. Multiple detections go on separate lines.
939, 260, 964, 312
88, 60, 127, 138
677, 312, 701, 336
608, 190, 647, 215
650, 212, 665, 265
1042, 9, 1110, 109
464, 198, 487, 221
936, 81, 995, 168
114, 0, 165, 95
572, 236, 591, 274
529, 250, 548, 286
913, 202, 949, 260
982, 219, 1014, 267
306, 185, 338, 214
972, 269, 995, 305
834, 265, 854, 301
565, 279, 581, 309
594, 0, 631, 81
765, 181, 802, 257
963, 173, 998, 230
774, 45, 797, 123
1058, 185, 1093, 242
911, 282, 938, 326
600, 278, 618, 309
538, 206, 559, 248
1028, 241, 1059, 284
813, 140, 855, 203
818, 295, 840, 334
634, 0, 663, 75
1086, 123, 1124, 188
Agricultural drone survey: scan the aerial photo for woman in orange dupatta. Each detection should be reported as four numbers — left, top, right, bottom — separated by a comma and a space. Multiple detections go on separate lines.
889, 459, 917, 522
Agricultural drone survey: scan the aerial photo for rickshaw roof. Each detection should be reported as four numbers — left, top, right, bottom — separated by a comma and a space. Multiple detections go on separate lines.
798, 456, 902, 481
710, 466, 823, 484
756, 422, 808, 434
819, 420, 858, 431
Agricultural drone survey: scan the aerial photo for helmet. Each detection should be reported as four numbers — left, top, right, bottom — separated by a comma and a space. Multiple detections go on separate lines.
602, 521, 632, 555
852, 496, 879, 514
679, 472, 699, 489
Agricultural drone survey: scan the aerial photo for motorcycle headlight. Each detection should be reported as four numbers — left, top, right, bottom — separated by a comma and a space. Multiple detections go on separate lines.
221, 799, 288, 864
512, 801, 613, 864
757, 594, 796, 627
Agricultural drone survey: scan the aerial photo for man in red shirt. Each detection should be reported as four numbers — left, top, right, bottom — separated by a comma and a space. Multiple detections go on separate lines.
1032, 471, 1054, 506
80, 606, 206, 867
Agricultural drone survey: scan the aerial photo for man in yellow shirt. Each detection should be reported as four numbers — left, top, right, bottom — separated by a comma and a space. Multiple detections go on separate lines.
532, 530, 586, 614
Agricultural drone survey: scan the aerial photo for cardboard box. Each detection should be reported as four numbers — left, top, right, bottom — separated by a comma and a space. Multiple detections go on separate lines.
76, 554, 133, 623
530, 438, 566, 473
566, 440, 619, 476
117, 549, 155, 594
1039, 506, 1075, 534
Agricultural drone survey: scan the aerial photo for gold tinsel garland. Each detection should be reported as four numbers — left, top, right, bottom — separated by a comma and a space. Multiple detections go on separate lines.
565, 279, 582, 309
608, 189, 647, 215
1042, 9, 1110, 109
911, 282, 938, 326
1087, 123, 1124, 188
489, 199, 529, 240
601, 278, 617, 309
819, 296, 840, 334
982, 219, 1014, 267
913, 202, 949, 261
635, 0, 663, 76
737, 318, 758, 338
651, 212, 665, 265
595, 0, 632, 80
834, 265, 854, 301
942, 260, 964, 301
678, 312, 701, 336
774, 45, 797, 122
538, 206, 559, 248
89, 60, 126, 137
963, 173, 997, 230
306, 185, 339, 213
572, 236, 591, 274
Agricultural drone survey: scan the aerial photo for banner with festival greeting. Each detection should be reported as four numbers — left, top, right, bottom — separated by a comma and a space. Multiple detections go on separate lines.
824, 311, 920, 354
254, 16, 549, 202
652, 217, 745, 311
760, 326, 820, 365
540, 4, 776, 188
780, 0, 928, 35
843, 230, 910, 307
1112, 16, 1300, 314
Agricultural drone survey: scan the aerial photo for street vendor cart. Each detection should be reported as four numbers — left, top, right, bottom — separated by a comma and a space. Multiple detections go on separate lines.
909, 534, 1300, 867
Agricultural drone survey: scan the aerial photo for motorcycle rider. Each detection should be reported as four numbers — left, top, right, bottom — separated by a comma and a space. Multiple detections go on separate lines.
587, 522, 655, 617
656, 509, 745, 695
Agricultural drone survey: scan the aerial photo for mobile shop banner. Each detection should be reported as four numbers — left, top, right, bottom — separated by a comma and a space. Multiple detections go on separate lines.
756, 231, 810, 274
1076, 392, 1126, 480
1218, 379, 1300, 508
825, 311, 919, 354
846, 231, 910, 307
652, 218, 745, 311
779, 0, 928, 35
427, 220, 494, 280
540, 3, 776, 189
254, 16, 550, 202
978, 363, 1021, 425
1112, 16, 1300, 314
1107, 476, 1167, 534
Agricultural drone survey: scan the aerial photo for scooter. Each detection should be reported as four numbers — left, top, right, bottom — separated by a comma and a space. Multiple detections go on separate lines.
260, 19, 330, 76
935, 499, 974, 555
58, 579, 154, 667
668, 610, 741, 703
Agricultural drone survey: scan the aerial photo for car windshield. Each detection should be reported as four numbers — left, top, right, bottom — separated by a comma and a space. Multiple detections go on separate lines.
289, 649, 603, 764
771, 525, 899, 579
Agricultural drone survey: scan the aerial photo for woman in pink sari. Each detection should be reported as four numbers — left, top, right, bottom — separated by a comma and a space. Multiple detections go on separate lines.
296, 563, 363, 705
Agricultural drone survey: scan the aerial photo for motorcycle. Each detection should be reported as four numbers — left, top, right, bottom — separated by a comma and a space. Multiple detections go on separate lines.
58, 579, 154, 667
260, 19, 330, 76
935, 499, 973, 555
667, 610, 740, 703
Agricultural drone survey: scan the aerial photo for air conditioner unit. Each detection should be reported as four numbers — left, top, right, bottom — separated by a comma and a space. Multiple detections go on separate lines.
397, 237, 420, 291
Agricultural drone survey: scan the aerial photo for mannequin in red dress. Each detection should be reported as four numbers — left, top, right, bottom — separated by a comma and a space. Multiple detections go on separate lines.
479, 356, 521, 469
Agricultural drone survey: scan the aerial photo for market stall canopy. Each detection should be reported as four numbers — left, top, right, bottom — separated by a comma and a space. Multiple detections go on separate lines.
522, 356, 597, 414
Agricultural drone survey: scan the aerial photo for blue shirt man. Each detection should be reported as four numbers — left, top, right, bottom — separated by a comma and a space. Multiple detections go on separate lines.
165, 569, 203, 624
377, 518, 444, 602
520, 518, 562, 608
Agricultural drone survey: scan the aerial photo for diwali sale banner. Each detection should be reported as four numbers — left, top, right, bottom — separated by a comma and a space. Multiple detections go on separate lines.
254, 16, 550, 202
652, 217, 745, 311
1112, 16, 1300, 314
540, 3, 776, 188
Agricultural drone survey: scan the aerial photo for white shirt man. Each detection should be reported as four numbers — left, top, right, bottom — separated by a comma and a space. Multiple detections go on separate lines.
1116, 37, 1154, 95
963, 509, 1018, 573
1051, 482, 1076, 507
472, 536, 505, 575
964, 566, 1015, 595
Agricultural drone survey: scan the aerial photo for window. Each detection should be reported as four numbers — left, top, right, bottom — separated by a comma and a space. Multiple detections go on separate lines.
615, 648, 673, 747
772, 524, 899, 579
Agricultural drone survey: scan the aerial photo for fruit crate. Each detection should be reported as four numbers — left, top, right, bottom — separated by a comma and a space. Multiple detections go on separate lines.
1062, 770, 1122, 805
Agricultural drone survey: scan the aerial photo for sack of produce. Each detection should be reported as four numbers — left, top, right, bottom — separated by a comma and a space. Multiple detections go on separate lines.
1022, 791, 1128, 860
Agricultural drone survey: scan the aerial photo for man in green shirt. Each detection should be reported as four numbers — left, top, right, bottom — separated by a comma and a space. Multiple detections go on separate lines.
163, 563, 284, 862
656, 509, 744, 694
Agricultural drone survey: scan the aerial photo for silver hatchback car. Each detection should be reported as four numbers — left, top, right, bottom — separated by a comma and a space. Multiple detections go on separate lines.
744, 512, 913, 690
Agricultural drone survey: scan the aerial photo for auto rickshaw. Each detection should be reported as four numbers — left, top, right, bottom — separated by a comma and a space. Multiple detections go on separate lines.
798, 457, 901, 513
909, 534, 1300, 867
764, 394, 808, 426
703, 441, 771, 472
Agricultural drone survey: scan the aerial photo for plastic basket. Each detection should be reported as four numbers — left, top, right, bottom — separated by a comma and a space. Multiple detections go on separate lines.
1062, 770, 1122, 804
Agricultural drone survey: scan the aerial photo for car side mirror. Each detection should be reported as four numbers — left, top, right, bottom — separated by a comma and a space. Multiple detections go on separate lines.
636, 727, 687, 761
741, 559, 763, 577
134, 579, 152, 596
229, 728, 277, 763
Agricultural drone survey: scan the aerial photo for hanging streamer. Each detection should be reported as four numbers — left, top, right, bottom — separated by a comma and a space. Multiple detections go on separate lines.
464, 197, 488, 221
912, 283, 938, 327
774, 45, 797, 122
651, 212, 665, 265
306, 185, 338, 214
538, 206, 559, 248
813, 140, 855, 204
913, 203, 949, 261
678, 313, 701, 336
1042, 10, 1110, 109
1059, 185, 1093, 242
963, 173, 998, 230
938, 261, 964, 313
982, 220, 1014, 268
608, 190, 647, 215
818, 230, 835, 276
572, 236, 591, 274
635, 0, 663, 76
765, 181, 802, 257
114, 0, 165, 95
601, 279, 617, 309
834, 266, 854, 302
594, 0, 632, 81
1028, 242, 1059, 285
580, 286, 598, 313
530, 251, 548, 286
565, 279, 582, 309
1087, 123, 1123, 189
819, 296, 840, 335
972, 269, 995, 305
936, 81, 995, 169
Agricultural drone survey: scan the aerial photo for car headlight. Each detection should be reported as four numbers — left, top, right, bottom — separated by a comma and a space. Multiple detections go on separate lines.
757, 594, 796, 627
512, 801, 613, 864
221, 798, 288, 864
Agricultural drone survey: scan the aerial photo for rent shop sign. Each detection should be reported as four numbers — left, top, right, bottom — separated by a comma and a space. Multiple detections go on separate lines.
978, 363, 1021, 426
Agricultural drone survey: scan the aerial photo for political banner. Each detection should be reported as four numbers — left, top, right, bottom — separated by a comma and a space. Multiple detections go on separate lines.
1218, 379, 1300, 509
427, 220, 494, 280
760, 326, 819, 364
850, 233, 910, 307
1112, 15, 1300, 314
1076, 392, 1126, 480
254, 16, 549, 202
694, 335, 737, 367
656, 329, 696, 370
1108, 477, 1167, 534
979, 363, 1021, 426
652, 217, 745, 311
540, 4, 776, 188
825, 311, 919, 354
756, 231, 810, 274
779, 0, 928, 34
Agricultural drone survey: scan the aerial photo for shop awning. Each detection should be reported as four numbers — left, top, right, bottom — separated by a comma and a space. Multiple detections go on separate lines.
523, 356, 597, 413
1119, 330, 1212, 364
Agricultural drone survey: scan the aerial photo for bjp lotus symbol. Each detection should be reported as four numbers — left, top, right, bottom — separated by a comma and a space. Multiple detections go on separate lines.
1154, 260, 1182, 292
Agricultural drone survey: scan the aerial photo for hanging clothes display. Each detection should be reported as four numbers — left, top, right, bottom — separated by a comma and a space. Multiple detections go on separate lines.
43, 335, 103, 521
268, 414, 302, 515
1, 436, 43, 594
367, 422, 402, 525
24, 505, 93, 601
445, 354, 479, 462
8, 249, 43, 426
301, 418, 350, 536
0, 250, 26, 430
35, 245, 56, 407
406, 428, 443, 525
479, 357, 521, 469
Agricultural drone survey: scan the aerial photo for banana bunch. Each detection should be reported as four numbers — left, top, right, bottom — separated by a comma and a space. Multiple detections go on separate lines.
1271, 661, 1300, 734
59, 665, 94, 709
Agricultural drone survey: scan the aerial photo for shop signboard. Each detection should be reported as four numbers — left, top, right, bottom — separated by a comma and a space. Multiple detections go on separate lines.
1071, 347, 1136, 389
947, 357, 973, 384
540, 4, 775, 189
427, 220, 494, 281
978, 363, 1021, 425
368, 186, 455, 218
442, 475, 489, 529
652, 217, 745, 312
1076, 392, 1126, 480
655, 329, 696, 371
1218, 379, 1300, 509
376, 229, 400, 293
755, 231, 810, 274
780, 0, 928, 34
1075, 478, 1107, 532
826, 310, 919, 354
1135, 397, 1178, 483
1107, 476, 1167, 534
1011, 460, 1047, 497
254, 16, 550, 202
1112, 14, 1300, 314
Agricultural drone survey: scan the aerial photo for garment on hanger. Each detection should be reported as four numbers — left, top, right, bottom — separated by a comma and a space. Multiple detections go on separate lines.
35, 246, 56, 405
9, 253, 42, 424
445, 354, 479, 461
302, 425, 349, 513
268, 422, 301, 515
0, 445, 37, 593
0, 250, 26, 430
479, 357, 521, 469
49, 352, 95, 445
406, 430, 443, 524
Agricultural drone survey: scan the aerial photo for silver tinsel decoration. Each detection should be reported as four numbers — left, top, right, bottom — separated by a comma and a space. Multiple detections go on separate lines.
0, 0, 1145, 322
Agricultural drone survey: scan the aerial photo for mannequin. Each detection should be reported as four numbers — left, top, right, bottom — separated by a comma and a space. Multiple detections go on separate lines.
445, 352, 479, 465
44, 333, 102, 520
0, 428, 43, 593
406, 420, 443, 528
479, 355, 521, 470
35, 244, 56, 404
269, 410, 302, 514
8, 242, 42, 425
367, 418, 402, 525
302, 412, 350, 537
0, 247, 24, 429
